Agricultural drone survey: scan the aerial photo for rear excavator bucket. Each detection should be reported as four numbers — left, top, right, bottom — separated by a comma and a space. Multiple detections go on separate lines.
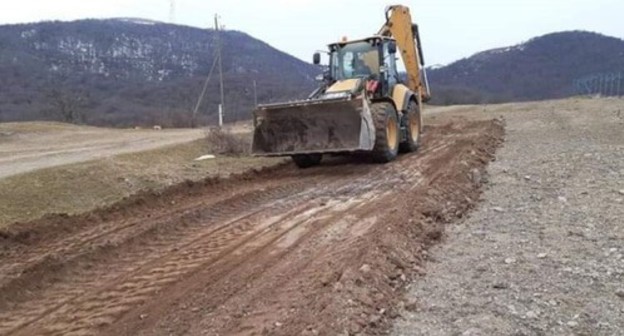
252, 96, 376, 156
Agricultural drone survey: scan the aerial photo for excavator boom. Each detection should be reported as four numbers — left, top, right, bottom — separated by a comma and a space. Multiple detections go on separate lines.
378, 5, 431, 102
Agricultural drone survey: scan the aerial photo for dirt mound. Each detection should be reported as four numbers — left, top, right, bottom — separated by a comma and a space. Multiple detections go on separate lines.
0, 163, 290, 246
0, 119, 504, 336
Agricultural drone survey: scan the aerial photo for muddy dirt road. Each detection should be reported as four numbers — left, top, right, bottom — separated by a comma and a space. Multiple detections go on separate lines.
0, 120, 502, 335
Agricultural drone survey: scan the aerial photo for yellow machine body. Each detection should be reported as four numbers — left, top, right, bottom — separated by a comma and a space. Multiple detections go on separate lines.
251, 5, 430, 162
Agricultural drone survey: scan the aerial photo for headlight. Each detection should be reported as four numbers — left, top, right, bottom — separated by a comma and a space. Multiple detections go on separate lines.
322, 91, 350, 100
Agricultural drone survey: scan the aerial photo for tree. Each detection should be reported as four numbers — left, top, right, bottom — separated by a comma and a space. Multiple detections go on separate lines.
45, 88, 88, 124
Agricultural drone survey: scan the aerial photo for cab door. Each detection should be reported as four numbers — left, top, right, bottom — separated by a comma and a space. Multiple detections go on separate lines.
383, 41, 400, 95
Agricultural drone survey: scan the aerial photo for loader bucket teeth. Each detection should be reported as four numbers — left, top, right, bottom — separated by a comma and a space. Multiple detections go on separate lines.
252, 97, 375, 156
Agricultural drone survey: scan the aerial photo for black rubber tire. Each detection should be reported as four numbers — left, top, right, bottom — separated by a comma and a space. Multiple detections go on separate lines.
399, 101, 422, 153
291, 154, 322, 169
370, 102, 400, 163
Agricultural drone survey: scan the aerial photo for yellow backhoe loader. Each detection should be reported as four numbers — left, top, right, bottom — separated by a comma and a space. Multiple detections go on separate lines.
252, 5, 431, 168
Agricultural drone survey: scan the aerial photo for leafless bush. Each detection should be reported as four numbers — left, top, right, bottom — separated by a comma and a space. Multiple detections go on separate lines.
204, 127, 251, 156
44, 88, 88, 124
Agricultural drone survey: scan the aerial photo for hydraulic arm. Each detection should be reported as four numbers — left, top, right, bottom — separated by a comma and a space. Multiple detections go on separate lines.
378, 5, 431, 102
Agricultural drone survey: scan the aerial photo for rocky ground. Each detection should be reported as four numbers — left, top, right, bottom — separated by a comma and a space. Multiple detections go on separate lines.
393, 98, 624, 336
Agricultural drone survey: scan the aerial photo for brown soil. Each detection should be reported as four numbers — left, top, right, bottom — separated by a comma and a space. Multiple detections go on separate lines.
0, 119, 504, 336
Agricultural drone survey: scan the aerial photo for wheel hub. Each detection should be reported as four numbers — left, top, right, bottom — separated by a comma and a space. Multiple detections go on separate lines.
410, 115, 420, 142
387, 119, 398, 151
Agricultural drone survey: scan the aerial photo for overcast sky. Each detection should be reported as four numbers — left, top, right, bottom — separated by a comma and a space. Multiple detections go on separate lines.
1, 0, 622, 65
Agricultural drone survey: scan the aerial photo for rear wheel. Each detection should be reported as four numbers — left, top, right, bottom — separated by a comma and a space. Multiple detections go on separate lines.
399, 100, 422, 153
371, 102, 400, 163
291, 154, 322, 169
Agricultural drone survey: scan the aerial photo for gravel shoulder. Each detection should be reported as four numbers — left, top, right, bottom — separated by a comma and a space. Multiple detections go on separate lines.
393, 98, 624, 335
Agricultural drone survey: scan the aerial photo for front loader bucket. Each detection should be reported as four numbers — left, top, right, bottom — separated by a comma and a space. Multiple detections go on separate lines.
252, 97, 375, 156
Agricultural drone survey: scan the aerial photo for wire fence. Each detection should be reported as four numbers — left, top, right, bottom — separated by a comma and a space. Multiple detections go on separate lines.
574, 72, 623, 97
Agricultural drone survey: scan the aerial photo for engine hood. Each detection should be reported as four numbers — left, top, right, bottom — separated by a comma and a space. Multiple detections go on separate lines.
326, 79, 361, 93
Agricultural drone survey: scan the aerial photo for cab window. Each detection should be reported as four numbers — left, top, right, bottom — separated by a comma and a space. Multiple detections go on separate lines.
330, 41, 380, 80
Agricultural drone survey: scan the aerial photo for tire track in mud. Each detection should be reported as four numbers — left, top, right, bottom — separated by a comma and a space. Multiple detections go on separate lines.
116, 181, 418, 336
0, 174, 294, 286
176, 132, 469, 335
0, 120, 504, 336
1, 182, 321, 335
1, 151, 420, 335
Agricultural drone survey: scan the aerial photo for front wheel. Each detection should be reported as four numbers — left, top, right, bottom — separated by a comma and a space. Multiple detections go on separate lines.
399, 100, 422, 153
370, 102, 400, 163
291, 154, 322, 168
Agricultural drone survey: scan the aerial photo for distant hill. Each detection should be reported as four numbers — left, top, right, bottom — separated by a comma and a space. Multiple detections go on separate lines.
3, 24, 623, 125
0, 19, 318, 127
428, 31, 624, 105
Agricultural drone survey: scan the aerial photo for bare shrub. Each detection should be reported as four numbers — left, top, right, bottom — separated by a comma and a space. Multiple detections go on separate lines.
45, 88, 88, 124
204, 127, 251, 156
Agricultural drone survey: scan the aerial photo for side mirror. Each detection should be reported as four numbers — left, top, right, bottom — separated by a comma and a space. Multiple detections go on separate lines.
313, 52, 321, 65
388, 41, 397, 54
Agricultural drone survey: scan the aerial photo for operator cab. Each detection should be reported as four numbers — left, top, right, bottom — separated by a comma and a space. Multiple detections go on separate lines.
314, 37, 400, 97
331, 41, 380, 79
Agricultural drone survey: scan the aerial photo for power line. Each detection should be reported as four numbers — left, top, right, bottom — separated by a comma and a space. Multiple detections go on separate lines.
191, 15, 227, 127
192, 50, 220, 126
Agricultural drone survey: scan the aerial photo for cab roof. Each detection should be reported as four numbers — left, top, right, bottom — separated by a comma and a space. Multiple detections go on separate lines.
328, 35, 395, 49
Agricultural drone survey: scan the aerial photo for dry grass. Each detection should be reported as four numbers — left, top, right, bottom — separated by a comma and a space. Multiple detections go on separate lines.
0, 139, 283, 227
0, 121, 91, 133
204, 127, 251, 155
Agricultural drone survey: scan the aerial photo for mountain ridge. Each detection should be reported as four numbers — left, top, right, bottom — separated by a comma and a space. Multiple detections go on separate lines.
1, 20, 623, 125
0, 18, 317, 126
428, 31, 624, 104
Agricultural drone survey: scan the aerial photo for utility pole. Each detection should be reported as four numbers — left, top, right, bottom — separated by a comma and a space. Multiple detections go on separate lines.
253, 80, 258, 106
596, 76, 601, 96
169, 0, 176, 23
215, 14, 225, 127
609, 74, 614, 96
598, 75, 602, 96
